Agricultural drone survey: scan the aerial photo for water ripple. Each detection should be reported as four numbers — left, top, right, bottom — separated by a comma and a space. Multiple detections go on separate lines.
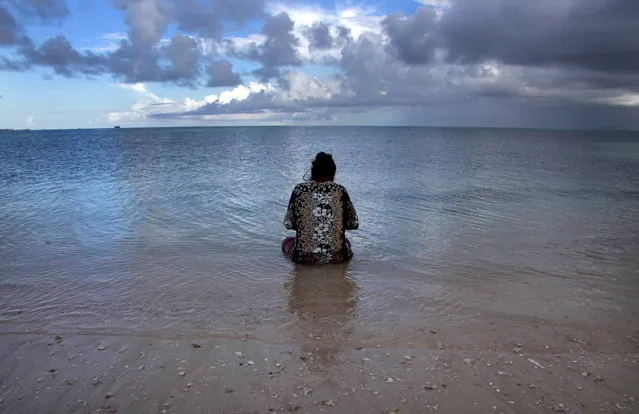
1, 127, 638, 341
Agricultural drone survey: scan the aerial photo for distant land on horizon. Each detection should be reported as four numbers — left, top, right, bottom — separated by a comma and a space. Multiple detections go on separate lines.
1, 125, 638, 134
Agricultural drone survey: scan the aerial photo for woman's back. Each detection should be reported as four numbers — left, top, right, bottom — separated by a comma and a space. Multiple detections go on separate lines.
284, 180, 358, 264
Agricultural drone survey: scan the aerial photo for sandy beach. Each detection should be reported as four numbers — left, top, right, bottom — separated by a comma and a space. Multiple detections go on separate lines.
1, 311, 637, 413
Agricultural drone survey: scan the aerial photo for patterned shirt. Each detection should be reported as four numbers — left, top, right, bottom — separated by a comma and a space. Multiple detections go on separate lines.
284, 180, 359, 264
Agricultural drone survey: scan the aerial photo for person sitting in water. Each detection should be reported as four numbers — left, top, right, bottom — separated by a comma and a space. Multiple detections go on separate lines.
282, 152, 359, 265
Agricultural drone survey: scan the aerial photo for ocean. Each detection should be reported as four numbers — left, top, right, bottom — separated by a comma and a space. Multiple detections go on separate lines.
1, 126, 638, 345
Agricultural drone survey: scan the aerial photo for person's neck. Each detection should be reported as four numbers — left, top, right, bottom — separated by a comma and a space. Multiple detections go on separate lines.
313, 177, 333, 183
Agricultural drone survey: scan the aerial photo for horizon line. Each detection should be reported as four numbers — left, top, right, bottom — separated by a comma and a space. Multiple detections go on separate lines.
2, 125, 638, 133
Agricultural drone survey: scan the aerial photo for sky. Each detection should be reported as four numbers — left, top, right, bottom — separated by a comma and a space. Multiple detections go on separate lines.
0, 0, 638, 130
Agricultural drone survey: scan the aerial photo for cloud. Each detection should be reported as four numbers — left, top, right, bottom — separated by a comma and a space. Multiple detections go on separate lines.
305, 22, 333, 50
173, 0, 223, 38
174, 0, 265, 37
4, 0, 69, 21
206, 60, 242, 87
81, 32, 128, 53
243, 12, 302, 81
21, 35, 108, 76
152, 70, 343, 119
267, 2, 383, 40
437, 0, 639, 73
382, 6, 439, 64
109, 81, 277, 123
1, 0, 639, 129
0, 6, 22, 45
112, 0, 170, 46
0, 0, 269, 84
26, 114, 37, 127
163, 33, 201, 85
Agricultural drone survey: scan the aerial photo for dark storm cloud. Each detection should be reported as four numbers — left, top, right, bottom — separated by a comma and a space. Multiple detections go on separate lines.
206, 60, 241, 87
252, 65, 282, 83
0, 6, 21, 45
336, 26, 352, 44
172, 0, 264, 38
22, 35, 107, 76
105, 0, 265, 83
104, 34, 203, 85
0, 32, 204, 84
338, 33, 410, 102
436, 0, 639, 72
111, 0, 170, 46
164, 32, 201, 85
0, 34, 109, 76
173, 0, 223, 38
382, 6, 438, 65
302, 23, 352, 54
104, 40, 158, 81
306, 22, 333, 50
243, 12, 301, 81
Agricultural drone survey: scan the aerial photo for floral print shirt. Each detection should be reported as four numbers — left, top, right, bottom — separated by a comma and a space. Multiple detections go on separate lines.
284, 180, 359, 264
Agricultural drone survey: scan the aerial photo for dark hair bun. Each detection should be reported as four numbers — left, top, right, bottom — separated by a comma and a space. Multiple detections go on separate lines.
315, 152, 332, 161
311, 152, 337, 180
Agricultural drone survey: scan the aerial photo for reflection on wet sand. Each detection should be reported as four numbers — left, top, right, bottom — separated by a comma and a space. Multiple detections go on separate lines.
286, 263, 358, 371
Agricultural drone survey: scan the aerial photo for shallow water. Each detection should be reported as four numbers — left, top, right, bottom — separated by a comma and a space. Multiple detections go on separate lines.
1, 127, 638, 346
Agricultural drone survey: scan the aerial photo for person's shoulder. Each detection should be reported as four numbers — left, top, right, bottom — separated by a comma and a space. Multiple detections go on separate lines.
293, 181, 311, 192
333, 182, 349, 193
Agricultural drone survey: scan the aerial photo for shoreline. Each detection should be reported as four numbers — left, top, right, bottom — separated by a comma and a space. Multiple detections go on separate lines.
1, 319, 637, 413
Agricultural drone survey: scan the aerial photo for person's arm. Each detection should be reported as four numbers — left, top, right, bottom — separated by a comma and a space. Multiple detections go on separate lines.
284, 190, 297, 230
343, 189, 359, 230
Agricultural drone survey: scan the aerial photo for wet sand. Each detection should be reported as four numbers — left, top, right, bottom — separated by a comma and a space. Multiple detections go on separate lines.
1, 314, 637, 413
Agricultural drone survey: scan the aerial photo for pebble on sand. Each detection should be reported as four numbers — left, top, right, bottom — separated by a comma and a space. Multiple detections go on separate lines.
552, 403, 566, 412
97, 345, 106, 351
178, 371, 186, 377
105, 392, 114, 399
528, 359, 545, 369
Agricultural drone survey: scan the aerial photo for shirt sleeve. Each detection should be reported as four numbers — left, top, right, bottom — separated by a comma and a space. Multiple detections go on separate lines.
343, 188, 359, 230
284, 189, 297, 230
